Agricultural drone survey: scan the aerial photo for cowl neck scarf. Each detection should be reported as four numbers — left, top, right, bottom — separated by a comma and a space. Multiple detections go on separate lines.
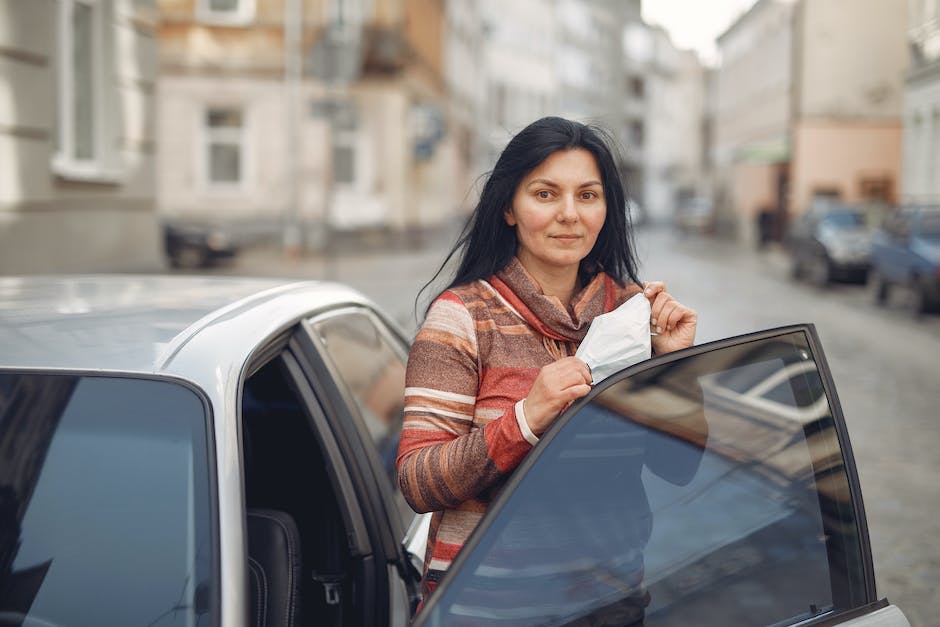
488, 257, 620, 344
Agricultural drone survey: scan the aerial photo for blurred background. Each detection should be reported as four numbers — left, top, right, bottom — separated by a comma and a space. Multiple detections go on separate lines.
3, 0, 936, 272
1, 0, 939, 624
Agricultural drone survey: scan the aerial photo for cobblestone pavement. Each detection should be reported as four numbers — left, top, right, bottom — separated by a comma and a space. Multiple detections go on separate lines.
206, 225, 939, 625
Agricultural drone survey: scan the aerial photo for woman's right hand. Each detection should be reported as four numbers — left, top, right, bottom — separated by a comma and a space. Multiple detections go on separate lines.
523, 357, 593, 436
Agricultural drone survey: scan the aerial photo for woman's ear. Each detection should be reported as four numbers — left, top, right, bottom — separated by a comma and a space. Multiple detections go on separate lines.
503, 207, 517, 226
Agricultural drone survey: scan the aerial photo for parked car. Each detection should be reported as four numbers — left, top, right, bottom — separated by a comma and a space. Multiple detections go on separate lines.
674, 197, 714, 235
163, 221, 239, 269
869, 205, 940, 316
0, 276, 909, 627
788, 203, 872, 285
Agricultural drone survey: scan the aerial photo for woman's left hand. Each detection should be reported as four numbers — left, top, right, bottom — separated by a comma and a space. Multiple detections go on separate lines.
643, 281, 697, 354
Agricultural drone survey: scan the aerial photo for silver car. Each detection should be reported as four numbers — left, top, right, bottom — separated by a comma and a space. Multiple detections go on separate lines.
0, 276, 909, 627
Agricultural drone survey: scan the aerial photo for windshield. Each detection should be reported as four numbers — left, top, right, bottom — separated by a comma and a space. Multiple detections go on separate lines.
0, 373, 215, 626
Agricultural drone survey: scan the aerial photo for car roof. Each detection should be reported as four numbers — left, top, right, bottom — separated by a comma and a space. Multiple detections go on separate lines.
0, 274, 374, 375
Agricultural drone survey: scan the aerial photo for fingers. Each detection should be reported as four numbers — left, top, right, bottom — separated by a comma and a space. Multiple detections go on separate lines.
525, 357, 593, 434
644, 283, 690, 330
544, 356, 592, 389
642, 281, 665, 300
644, 281, 697, 351
648, 288, 675, 330
655, 297, 684, 333
644, 282, 672, 328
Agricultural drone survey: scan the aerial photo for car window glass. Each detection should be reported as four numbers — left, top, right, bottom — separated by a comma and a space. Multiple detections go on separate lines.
421, 331, 868, 627
881, 214, 897, 235
0, 374, 213, 626
920, 212, 940, 239
821, 211, 863, 228
885, 213, 909, 238
311, 310, 411, 526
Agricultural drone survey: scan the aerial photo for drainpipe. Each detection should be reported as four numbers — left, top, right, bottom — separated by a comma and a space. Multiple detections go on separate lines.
284, 0, 303, 257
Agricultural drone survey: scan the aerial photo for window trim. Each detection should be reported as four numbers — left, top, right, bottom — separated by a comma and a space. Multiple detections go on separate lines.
199, 104, 250, 193
288, 322, 400, 624
328, 101, 365, 191
293, 308, 421, 611
416, 324, 879, 624
274, 351, 373, 555
325, 0, 367, 41
299, 308, 410, 537
195, 0, 257, 26
51, 0, 122, 183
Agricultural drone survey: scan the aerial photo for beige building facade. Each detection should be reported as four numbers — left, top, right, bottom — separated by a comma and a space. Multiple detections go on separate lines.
157, 0, 458, 250
714, 0, 796, 243
442, 1, 486, 213
903, 0, 940, 203
477, 0, 558, 166
714, 0, 907, 244
622, 22, 706, 224
0, 0, 163, 273
789, 0, 907, 216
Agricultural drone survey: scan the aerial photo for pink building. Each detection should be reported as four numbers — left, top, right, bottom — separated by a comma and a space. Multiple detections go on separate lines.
714, 0, 907, 244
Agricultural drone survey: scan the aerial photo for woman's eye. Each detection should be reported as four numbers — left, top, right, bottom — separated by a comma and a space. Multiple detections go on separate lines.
536, 190, 552, 199
581, 191, 598, 200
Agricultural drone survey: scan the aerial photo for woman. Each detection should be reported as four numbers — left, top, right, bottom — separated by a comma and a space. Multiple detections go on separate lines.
396, 116, 697, 599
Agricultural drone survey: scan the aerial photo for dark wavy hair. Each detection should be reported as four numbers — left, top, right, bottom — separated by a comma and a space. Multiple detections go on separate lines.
419, 116, 641, 313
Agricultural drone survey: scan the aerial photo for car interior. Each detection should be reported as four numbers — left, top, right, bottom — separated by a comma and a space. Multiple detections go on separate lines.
241, 356, 351, 627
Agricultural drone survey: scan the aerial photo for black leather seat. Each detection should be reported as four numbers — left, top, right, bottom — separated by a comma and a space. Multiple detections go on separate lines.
247, 508, 302, 627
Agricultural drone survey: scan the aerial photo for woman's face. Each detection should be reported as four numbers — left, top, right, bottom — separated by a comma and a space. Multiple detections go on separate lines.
504, 148, 606, 278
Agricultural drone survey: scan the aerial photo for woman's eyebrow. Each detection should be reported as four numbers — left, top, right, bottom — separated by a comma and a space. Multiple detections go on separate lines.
526, 178, 602, 188
526, 178, 559, 188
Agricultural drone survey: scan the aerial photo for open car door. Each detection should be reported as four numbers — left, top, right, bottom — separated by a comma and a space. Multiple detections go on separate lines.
415, 325, 909, 627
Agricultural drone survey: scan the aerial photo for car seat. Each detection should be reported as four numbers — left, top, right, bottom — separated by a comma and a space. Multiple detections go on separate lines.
247, 508, 303, 627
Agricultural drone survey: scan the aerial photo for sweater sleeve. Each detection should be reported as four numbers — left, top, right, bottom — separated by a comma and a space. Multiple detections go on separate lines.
396, 291, 533, 514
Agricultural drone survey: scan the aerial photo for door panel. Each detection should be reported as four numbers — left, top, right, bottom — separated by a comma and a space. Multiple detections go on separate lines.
304, 307, 414, 534
296, 307, 422, 618
418, 326, 877, 627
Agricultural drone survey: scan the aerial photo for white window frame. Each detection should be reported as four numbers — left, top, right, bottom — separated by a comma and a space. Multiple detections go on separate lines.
325, 0, 371, 40
329, 101, 368, 193
200, 105, 249, 193
51, 0, 121, 183
195, 0, 256, 26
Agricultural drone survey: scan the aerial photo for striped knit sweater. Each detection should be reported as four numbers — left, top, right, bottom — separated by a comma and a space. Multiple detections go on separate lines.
397, 257, 642, 598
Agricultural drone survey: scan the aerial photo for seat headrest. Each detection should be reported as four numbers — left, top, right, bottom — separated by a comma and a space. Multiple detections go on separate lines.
246, 508, 302, 627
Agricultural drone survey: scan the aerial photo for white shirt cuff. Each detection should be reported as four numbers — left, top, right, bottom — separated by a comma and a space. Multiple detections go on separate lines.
515, 398, 540, 446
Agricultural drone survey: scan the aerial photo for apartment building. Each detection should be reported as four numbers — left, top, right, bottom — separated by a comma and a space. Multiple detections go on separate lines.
789, 0, 907, 217
473, 0, 558, 167
0, 0, 162, 273
623, 21, 706, 224
714, 0, 796, 242
903, 0, 940, 203
157, 0, 457, 250
714, 0, 907, 243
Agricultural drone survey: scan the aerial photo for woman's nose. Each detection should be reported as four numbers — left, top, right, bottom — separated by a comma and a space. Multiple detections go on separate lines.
558, 195, 578, 222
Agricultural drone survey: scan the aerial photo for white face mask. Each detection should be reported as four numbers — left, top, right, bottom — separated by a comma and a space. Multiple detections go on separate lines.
576, 293, 652, 384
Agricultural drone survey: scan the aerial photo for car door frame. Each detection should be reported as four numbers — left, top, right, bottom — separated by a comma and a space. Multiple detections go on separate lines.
417, 323, 885, 626
286, 306, 422, 622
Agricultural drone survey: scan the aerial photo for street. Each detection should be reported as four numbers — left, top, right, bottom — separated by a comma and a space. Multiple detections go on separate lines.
213, 225, 940, 625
